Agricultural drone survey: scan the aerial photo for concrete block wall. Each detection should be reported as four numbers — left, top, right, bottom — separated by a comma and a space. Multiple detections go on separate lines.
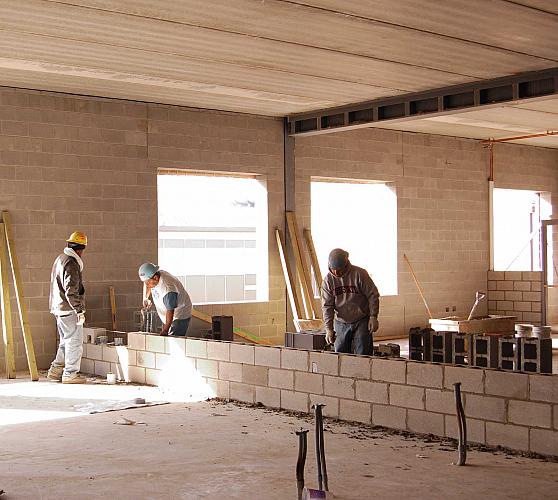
295, 130, 558, 338
0, 87, 285, 371
82, 333, 558, 457
487, 271, 543, 324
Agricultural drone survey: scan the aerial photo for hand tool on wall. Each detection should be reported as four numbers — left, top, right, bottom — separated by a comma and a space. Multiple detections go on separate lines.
467, 291, 486, 320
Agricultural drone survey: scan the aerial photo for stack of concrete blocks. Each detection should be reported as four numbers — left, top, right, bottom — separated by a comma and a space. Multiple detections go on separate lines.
471, 335, 499, 369
521, 338, 553, 374
80, 333, 558, 457
488, 271, 542, 324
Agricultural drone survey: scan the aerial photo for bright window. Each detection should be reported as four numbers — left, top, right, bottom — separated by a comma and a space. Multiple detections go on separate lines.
493, 188, 551, 271
311, 178, 398, 296
158, 170, 268, 304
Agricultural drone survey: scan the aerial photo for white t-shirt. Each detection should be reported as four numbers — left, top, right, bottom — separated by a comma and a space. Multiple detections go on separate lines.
151, 270, 192, 322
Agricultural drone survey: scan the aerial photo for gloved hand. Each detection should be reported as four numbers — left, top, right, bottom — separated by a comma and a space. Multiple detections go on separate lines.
325, 328, 336, 345
76, 312, 86, 326
368, 316, 379, 333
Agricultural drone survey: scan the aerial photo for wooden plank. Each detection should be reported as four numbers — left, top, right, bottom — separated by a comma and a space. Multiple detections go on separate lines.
294, 318, 324, 331
109, 286, 117, 331
275, 228, 304, 323
285, 212, 318, 319
0, 223, 16, 379
303, 228, 323, 293
1, 212, 38, 380
403, 253, 433, 320
191, 308, 265, 345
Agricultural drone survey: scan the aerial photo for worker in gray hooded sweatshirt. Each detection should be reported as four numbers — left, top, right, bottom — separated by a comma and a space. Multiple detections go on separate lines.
321, 248, 380, 355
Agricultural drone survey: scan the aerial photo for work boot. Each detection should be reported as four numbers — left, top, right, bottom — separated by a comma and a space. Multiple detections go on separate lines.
62, 373, 86, 384
47, 366, 64, 381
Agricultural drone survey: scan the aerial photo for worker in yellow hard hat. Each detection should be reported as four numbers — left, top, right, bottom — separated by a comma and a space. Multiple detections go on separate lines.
47, 231, 88, 384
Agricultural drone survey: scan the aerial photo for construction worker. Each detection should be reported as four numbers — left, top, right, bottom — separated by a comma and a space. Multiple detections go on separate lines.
47, 231, 88, 384
139, 263, 192, 337
321, 248, 380, 355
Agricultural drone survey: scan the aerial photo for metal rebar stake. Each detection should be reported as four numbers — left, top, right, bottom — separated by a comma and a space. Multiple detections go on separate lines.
295, 429, 308, 500
454, 382, 467, 466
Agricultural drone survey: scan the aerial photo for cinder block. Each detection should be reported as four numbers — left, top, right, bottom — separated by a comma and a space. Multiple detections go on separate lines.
407, 409, 444, 436
309, 351, 338, 375
508, 401, 551, 428
488, 271, 505, 280
355, 380, 388, 404
295, 372, 323, 394
185, 339, 207, 358
465, 394, 505, 422
529, 374, 558, 403
309, 394, 339, 418
255, 346, 281, 368
165, 337, 186, 356
324, 375, 354, 399
268, 368, 294, 390
207, 341, 230, 362
102, 346, 119, 363
128, 366, 146, 384
522, 271, 542, 281
230, 343, 255, 365
504, 291, 522, 301
146, 368, 161, 386
86, 344, 103, 361
555, 405, 558, 430
529, 429, 558, 456
137, 350, 155, 369
80, 358, 94, 375
444, 365, 484, 393
496, 281, 513, 291
371, 358, 406, 383
230, 382, 255, 403
407, 362, 443, 388
389, 384, 424, 409
256, 386, 280, 408
128, 333, 146, 350
505, 271, 522, 281
281, 349, 309, 371
218, 362, 243, 382
514, 301, 531, 312
339, 399, 371, 424
485, 370, 528, 400
426, 389, 456, 415
196, 358, 219, 379
486, 422, 529, 451
445, 415, 485, 444
155, 353, 172, 370
146, 335, 165, 353
242, 365, 268, 386
340, 355, 371, 379
125, 348, 137, 367
514, 281, 531, 291
281, 390, 309, 412
206, 379, 229, 399
372, 404, 406, 429
523, 291, 541, 302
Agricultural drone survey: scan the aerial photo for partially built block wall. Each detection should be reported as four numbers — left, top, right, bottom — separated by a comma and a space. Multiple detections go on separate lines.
82, 333, 558, 457
487, 271, 543, 324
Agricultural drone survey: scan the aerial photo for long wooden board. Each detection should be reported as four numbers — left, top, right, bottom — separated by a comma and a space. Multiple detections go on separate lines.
285, 212, 318, 319
109, 286, 117, 331
0, 223, 16, 379
303, 228, 323, 295
2, 212, 38, 380
275, 228, 304, 322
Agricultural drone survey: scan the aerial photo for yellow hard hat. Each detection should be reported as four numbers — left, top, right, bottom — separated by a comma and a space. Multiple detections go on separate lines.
66, 231, 87, 246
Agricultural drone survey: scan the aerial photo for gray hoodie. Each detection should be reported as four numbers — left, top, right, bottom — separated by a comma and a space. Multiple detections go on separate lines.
321, 262, 380, 331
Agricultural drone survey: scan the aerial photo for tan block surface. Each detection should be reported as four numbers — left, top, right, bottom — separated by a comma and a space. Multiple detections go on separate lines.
465, 394, 505, 422
309, 394, 340, 418
281, 349, 309, 371
339, 399, 371, 424
355, 380, 388, 404
268, 369, 294, 390
255, 386, 280, 408
242, 365, 268, 386
371, 358, 406, 383
230, 382, 255, 404
529, 429, 558, 456
309, 351, 339, 375
445, 415, 485, 444
425, 389, 456, 415
230, 343, 255, 365
485, 370, 528, 400
339, 355, 371, 379
281, 390, 309, 412
407, 409, 444, 436
508, 400, 551, 428
255, 346, 281, 368
486, 422, 529, 451
529, 375, 558, 403
406, 362, 443, 388
218, 362, 243, 382
389, 384, 424, 410
295, 372, 323, 394
207, 342, 230, 362
372, 404, 407, 429
444, 365, 484, 393
324, 375, 354, 399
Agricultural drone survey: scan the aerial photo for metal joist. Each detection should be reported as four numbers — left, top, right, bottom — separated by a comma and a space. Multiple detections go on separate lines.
288, 68, 558, 137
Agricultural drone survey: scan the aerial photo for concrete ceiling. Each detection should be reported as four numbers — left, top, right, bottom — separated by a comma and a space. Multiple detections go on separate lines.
1, 0, 558, 117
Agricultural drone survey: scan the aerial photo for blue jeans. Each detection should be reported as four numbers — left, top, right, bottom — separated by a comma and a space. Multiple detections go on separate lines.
334, 316, 372, 355
169, 317, 190, 337
50, 312, 84, 376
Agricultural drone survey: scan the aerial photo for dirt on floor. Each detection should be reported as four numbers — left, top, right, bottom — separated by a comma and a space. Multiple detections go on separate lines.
1, 377, 558, 499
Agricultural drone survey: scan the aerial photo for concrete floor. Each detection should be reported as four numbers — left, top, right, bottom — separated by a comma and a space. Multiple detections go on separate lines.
1, 376, 557, 499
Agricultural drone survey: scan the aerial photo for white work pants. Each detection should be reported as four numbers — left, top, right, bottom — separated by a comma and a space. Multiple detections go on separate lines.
50, 313, 84, 376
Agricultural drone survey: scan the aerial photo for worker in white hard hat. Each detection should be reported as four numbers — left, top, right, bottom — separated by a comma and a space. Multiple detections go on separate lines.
321, 248, 380, 355
139, 263, 192, 337
47, 231, 88, 384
